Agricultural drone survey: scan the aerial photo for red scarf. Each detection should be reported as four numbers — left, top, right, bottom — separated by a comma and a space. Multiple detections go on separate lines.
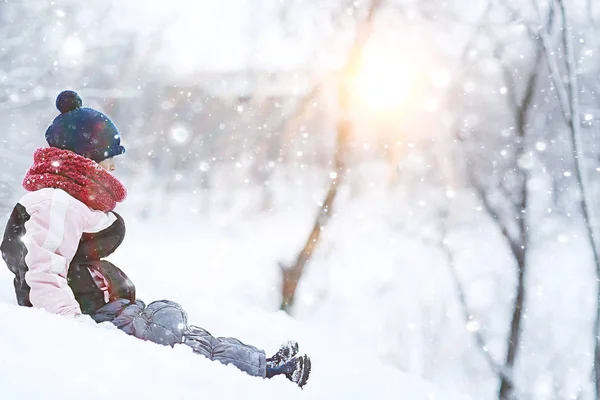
23, 147, 127, 212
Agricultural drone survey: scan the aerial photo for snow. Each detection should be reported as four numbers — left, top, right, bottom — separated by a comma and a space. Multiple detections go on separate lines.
0, 196, 470, 400
0, 303, 450, 400
1, 0, 599, 398
0, 163, 595, 399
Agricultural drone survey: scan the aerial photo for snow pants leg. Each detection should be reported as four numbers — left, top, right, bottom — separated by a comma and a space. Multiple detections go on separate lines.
90, 299, 266, 377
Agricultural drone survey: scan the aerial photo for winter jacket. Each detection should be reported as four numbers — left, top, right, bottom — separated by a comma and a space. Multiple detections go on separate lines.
2, 186, 266, 377
1, 188, 119, 316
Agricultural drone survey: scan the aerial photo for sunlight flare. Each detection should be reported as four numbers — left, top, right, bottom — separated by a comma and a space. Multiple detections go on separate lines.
353, 38, 426, 111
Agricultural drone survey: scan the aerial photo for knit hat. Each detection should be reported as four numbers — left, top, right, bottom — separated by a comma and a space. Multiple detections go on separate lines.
45, 90, 126, 163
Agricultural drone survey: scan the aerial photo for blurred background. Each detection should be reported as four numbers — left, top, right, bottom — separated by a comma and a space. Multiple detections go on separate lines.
1, 0, 600, 399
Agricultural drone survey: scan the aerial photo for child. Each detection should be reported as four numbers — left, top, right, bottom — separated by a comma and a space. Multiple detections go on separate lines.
1, 90, 311, 387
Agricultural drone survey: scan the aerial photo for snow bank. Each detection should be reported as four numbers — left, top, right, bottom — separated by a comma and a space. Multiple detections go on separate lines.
0, 301, 466, 400
0, 192, 472, 400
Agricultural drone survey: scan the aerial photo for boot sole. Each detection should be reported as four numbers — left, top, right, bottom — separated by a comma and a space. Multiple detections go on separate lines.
293, 354, 311, 388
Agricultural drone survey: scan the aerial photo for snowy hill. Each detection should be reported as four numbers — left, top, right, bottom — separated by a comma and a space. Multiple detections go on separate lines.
0, 198, 472, 400
0, 302, 462, 400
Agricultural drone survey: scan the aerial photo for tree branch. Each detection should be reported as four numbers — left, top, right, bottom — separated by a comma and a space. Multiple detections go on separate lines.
280, 0, 384, 312
497, 0, 571, 124
554, 1, 600, 397
440, 212, 515, 385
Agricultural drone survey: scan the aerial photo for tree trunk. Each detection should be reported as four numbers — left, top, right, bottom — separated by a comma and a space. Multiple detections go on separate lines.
554, 2, 600, 397
279, 0, 382, 313
498, 244, 527, 400
497, 45, 538, 399
280, 116, 350, 311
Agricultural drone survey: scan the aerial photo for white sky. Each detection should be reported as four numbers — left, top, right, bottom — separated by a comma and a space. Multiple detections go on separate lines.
111, 0, 331, 74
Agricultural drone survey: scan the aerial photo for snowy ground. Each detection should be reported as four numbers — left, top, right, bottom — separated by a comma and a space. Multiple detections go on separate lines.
0, 303, 455, 400
0, 191, 471, 400
1, 181, 595, 399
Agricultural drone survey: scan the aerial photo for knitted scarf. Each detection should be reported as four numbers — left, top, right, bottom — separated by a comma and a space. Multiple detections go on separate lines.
23, 147, 127, 212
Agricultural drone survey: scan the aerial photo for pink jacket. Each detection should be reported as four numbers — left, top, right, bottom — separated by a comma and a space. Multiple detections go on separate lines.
19, 188, 116, 316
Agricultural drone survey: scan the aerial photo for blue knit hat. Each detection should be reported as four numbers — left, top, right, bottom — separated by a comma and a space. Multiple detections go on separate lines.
45, 90, 126, 162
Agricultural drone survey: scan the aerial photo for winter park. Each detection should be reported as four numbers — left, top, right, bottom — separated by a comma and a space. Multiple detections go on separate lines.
1, 0, 600, 399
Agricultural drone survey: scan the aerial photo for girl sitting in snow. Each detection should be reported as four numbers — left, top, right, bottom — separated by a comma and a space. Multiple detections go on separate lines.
1, 90, 311, 388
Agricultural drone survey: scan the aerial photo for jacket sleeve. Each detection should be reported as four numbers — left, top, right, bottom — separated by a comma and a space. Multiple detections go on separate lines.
23, 190, 88, 316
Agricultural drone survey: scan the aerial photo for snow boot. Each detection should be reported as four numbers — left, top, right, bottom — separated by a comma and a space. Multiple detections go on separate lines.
266, 353, 311, 388
266, 341, 299, 368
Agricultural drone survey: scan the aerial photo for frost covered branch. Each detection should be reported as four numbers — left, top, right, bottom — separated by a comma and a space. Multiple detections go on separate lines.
439, 211, 515, 388
446, 2, 549, 398
499, 0, 571, 124
553, 0, 600, 397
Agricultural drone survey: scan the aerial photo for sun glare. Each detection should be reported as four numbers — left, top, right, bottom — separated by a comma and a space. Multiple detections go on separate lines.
353, 38, 425, 112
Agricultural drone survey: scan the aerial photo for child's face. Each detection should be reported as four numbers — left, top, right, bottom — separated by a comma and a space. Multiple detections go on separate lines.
99, 158, 116, 172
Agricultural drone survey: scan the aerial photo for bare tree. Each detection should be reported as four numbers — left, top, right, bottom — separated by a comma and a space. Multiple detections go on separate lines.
445, 2, 553, 398
533, 0, 600, 396
280, 0, 384, 312
494, 38, 544, 400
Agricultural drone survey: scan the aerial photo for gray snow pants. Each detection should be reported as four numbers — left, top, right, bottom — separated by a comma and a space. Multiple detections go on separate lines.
90, 298, 267, 377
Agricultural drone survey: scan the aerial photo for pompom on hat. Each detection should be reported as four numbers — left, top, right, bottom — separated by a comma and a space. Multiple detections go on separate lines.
45, 90, 125, 163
